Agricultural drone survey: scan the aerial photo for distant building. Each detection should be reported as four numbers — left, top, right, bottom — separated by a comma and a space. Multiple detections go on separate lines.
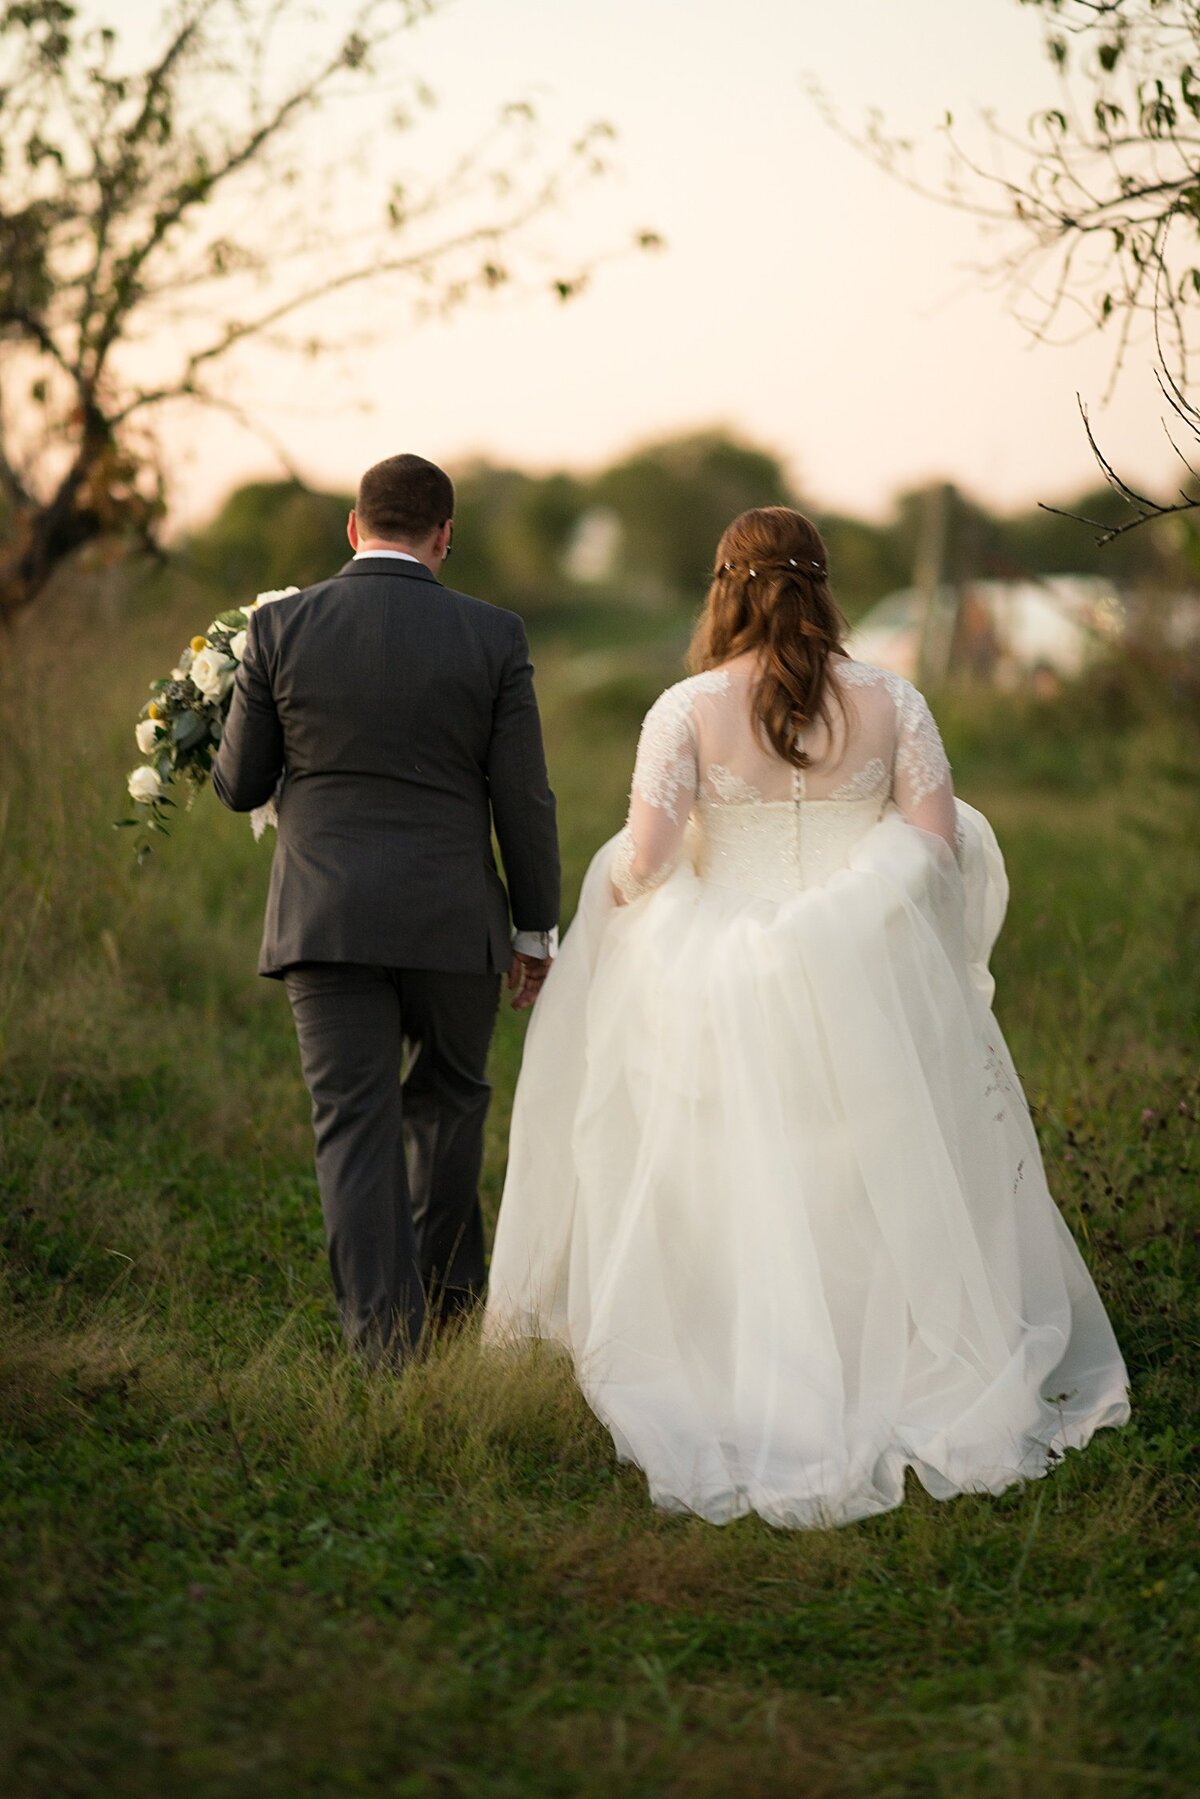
849, 577, 1126, 690
564, 507, 624, 585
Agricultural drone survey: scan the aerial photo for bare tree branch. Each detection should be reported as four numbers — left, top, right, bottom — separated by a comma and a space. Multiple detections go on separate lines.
822, 0, 1200, 550
0, 0, 658, 620
180, 382, 316, 486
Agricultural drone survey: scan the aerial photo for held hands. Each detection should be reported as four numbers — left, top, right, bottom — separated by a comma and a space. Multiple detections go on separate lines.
509, 950, 552, 1011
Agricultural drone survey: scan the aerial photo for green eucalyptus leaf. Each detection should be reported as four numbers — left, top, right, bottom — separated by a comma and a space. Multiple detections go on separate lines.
172, 710, 207, 750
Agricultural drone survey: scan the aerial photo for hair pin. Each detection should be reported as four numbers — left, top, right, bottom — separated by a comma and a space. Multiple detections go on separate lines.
715, 555, 826, 578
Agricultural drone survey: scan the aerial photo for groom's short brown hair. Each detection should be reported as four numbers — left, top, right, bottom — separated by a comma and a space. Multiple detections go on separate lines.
356, 453, 454, 543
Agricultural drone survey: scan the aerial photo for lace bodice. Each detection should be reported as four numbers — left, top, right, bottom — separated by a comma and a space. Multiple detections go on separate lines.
612, 658, 956, 903
693, 789, 893, 899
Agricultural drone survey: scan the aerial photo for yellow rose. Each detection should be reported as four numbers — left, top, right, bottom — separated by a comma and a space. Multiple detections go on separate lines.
148, 703, 161, 720
190, 635, 207, 653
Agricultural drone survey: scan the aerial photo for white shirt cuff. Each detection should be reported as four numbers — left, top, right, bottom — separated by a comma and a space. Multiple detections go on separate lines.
512, 927, 558, 959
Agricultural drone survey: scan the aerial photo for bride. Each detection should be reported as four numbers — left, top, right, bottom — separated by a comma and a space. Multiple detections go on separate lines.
483, 506, 1129, 1529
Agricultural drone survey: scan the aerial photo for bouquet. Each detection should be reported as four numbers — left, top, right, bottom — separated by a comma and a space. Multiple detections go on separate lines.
119, 587, 298, 860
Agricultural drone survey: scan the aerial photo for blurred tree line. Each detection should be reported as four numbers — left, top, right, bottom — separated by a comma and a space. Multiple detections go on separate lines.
185, 427, 1195, 626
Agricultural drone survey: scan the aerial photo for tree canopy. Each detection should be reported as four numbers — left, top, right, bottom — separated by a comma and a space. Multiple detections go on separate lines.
182, 429, 1189, 628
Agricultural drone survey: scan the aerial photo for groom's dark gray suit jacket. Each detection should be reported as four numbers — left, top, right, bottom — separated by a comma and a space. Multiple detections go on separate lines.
211, 556, 560, 979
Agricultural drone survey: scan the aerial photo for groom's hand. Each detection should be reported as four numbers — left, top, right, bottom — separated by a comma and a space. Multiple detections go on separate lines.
509, 951, 551, 1011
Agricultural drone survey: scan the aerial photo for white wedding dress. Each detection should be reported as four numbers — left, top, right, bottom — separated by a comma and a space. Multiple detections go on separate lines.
483, 657, 1129, 1528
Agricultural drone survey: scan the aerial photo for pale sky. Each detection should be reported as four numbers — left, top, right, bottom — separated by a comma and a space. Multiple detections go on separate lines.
101, 0, 1178, 525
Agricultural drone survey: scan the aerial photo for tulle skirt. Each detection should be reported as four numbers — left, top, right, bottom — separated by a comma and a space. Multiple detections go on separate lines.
483, 804, 1129, 1528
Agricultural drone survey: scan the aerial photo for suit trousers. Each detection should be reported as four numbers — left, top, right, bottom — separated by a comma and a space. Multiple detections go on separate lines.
284, 963, 501, 1359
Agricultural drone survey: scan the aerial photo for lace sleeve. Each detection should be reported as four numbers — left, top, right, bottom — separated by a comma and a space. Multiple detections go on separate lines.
611, 682, 700, 903
892, 682, 958, 855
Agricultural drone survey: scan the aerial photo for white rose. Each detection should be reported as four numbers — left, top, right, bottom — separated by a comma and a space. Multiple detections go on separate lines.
135, 718, 162, 754
229, 628, 248, 663
128, 765, 165, 804
250, 585, 299, 610
190, 645, 236, 702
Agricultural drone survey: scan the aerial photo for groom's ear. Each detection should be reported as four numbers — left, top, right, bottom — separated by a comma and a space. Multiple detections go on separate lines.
347, 509, 359, 551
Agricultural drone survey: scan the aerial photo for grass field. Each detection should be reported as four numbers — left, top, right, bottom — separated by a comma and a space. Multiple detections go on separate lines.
1, 565, 1197, 1797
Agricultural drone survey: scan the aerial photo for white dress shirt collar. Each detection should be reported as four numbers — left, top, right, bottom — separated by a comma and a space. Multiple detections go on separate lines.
353, 548, 422, 563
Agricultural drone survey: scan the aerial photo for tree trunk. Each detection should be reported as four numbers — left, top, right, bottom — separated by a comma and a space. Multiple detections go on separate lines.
0, 461, 106, 626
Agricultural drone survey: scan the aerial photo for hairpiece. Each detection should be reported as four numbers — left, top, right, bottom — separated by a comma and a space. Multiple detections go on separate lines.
715, 556, 827, 579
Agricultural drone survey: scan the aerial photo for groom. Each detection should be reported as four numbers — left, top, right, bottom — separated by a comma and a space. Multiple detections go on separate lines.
212, 452, 560, 1362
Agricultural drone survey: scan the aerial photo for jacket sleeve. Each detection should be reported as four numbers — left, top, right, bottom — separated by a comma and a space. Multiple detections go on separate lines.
486, 619, 560, 934
211, 611, 285, 813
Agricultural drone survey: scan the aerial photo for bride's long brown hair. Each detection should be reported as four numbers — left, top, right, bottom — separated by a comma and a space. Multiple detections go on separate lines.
689, 507, 849, 768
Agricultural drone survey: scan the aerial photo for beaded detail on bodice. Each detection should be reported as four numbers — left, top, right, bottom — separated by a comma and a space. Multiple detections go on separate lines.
694, 793, 888, 899
694, 747, 891, 897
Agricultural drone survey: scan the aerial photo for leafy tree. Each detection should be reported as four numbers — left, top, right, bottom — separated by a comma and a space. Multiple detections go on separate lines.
183, 461, 592, 614
189, 458, 1186, 642
449, 462, 589, 609
991, 481, 1191, 584
184, 434, 803, 618
818, 512, 912, 619
0, 0, 659, 621
878, 479, 1190, 593
186, 481, 352, 595
592, 430, 797, 605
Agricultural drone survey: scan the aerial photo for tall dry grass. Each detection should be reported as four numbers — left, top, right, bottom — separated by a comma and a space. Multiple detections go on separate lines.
0, 562, 1197, 1796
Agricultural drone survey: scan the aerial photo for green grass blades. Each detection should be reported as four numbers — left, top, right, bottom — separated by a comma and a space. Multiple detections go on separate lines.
1, 569, 1197, 1797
